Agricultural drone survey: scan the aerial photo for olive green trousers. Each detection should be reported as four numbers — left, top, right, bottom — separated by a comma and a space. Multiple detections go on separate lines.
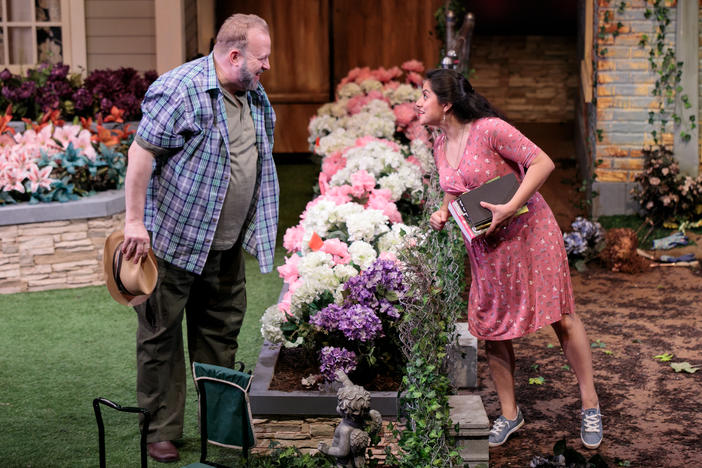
135, 242, 246, 443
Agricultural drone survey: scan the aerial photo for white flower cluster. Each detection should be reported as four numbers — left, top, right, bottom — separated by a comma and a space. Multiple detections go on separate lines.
316, 128, 358, 157
410, 138, 434, 173
260, 305, 303, 348
301, 200, 365, 239
384, 83, 422, 105
331, 140, 404, 184
337, 82, 363, 99
348, 240, 377, 270
360, 79, 383, 93
377, 223, 421, 255
378, 163, 424, 202
345, 209, 390, 242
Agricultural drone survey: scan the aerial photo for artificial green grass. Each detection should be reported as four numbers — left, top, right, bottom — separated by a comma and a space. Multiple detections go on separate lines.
0, 155, 319, 467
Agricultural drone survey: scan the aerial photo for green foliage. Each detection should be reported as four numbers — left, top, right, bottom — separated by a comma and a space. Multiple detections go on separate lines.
249, 443, 336, 467
653, 352, 673, 362
642, 0, 696, 144
387, 169, 465, 467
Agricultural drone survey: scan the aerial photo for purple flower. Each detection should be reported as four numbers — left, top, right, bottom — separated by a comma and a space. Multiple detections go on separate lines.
311, 303, 383, 342
72, 88, 93, 111
0, 69, 12, 81
48, 64, 69, 81
319, 346, 357, 382
342, 258, 406, 318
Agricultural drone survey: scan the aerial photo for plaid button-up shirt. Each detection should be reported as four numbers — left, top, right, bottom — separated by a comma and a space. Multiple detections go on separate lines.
136, 53, 279, 274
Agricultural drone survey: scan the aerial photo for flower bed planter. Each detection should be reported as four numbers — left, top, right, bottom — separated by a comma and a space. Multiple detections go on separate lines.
0, 189, 124, 294
250, 340, 401, 417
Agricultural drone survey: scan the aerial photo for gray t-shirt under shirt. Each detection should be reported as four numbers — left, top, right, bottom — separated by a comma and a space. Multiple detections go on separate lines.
210, 87, 259, 250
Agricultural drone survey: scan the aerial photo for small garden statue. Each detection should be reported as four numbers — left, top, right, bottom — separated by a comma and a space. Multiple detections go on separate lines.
318, 370, 383, 467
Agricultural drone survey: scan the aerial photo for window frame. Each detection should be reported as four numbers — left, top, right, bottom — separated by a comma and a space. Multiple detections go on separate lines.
0, 0, 86, 73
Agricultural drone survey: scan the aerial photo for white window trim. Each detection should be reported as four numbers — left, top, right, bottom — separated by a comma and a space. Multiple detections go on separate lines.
0, 0, 86, 73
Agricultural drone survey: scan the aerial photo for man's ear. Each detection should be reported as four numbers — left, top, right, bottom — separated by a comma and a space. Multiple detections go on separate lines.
229, 48, 242, 65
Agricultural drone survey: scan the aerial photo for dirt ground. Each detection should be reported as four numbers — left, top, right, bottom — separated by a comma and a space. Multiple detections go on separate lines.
472, 123, 702, 467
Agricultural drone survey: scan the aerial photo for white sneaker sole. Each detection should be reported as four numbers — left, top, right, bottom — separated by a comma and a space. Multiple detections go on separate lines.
488, 419, 524, 447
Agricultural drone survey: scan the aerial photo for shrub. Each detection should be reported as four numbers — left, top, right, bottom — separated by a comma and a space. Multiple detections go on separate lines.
631, 146, 702, 225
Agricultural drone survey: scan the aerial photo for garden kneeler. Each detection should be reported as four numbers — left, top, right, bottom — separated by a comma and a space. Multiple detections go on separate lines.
92, 397, 151, 468
183, 362, 256, 467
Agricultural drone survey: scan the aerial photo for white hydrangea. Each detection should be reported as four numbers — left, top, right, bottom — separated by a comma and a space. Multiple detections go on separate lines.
345, 209, 390, 242
346, 113, 395, 140
260, 305, 302, 348
348, 240, 378, 270
378, 163, 424, 201
317, 101, 349, 118
359, 99, 395, 119
360, 79, 383, 93
410, 138, 434, 173
337, 82, 363, 99
316, 128, 357, 158
329, 140, 405, 187
385, 84, 422, 105
377, 223, 421, 254
334, 263, 360, 283
308, 114, 339, 140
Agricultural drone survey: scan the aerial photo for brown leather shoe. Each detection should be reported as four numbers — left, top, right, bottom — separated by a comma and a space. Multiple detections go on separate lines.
147, 441, 179, 463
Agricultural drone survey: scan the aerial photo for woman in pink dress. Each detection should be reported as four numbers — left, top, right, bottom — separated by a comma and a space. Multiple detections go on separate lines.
416, 69, 602, 450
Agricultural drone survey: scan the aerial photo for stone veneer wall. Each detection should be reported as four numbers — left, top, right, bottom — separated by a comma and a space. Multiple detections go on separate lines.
0, 213, 124, 294
470, 35, 578, 123
594, 0, 677, 183
253, 417, 400, 460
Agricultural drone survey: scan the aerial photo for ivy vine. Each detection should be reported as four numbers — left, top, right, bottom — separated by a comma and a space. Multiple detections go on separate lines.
639, 0, 697, 145
387, 166, 466, 468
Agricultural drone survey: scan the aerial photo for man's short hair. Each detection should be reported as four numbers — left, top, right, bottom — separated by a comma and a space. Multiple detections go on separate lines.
214, 13, 269, 54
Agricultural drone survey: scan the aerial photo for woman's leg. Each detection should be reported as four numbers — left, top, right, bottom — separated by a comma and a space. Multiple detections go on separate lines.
485, 339, 518, 419
551, 313, 598, 409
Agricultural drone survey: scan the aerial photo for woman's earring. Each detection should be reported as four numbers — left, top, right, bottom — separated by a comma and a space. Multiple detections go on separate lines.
441, 113, 446, 125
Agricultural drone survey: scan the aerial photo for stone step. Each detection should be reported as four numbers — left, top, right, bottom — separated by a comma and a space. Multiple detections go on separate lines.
448, 394, 490, 468
449, 322, 478, 389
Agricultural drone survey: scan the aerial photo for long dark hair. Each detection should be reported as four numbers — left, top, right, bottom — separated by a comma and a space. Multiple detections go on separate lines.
425, 68, 506, 123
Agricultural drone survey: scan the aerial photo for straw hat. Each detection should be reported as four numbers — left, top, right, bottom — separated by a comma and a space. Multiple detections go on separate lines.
103, 230, 158, 306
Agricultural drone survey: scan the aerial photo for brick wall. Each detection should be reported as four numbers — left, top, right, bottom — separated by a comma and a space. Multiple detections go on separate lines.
0, 214, 124, 294
594, 0, 677, 183
470, 35, 578, 123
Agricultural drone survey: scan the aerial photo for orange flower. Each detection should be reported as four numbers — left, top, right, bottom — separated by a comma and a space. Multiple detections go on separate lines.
104, 106, 125, 123
112, 123, 135, 141
0, 104, 15, 135
91, 125, 120, 146
79, 116, 94, 130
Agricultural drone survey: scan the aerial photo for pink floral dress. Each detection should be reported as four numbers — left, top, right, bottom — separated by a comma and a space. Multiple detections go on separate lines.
435, 117, 575, 341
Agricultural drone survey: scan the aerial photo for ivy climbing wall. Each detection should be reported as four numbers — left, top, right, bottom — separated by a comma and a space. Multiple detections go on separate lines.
594, 0, 677, 184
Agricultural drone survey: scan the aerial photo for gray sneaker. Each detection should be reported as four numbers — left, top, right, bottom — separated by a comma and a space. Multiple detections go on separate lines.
581, 407, 603, 449
488, 408, 524, 447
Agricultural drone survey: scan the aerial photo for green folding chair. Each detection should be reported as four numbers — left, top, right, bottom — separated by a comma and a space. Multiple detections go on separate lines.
184, 361, 256, 468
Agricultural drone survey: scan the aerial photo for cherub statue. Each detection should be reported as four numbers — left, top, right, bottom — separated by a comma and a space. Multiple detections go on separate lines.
318, 370, 383, 468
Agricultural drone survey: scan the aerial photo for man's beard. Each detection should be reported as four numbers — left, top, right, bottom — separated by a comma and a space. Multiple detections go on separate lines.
240, 65, 259, 91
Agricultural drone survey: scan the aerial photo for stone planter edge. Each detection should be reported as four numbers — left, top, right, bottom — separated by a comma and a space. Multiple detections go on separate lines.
0, 188, 125, 226
250, 339, 401, 417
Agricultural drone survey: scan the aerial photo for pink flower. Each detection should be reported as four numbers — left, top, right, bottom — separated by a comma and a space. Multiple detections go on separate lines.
350, 170, 376, 197
25, 163, 54, 192
352, 136, 401, 152
321, 151, 346, 179
379, 251, 399, 263
318, 172, 330, 195
401, 60, 425, 74
347, 94, 372, 115
283, 225, 305, 253
325, 185, 353, 205
406, 71, 424, 87
367, 190, 402, 223
405, 120, 430, 145
320, 238, 351, 265
383, 81, 401, 92
393, 102, 417, 128
372, 67, 397, 83
277, 254, 301, 284
406, 155, 423, 169
278, 289, 293, 313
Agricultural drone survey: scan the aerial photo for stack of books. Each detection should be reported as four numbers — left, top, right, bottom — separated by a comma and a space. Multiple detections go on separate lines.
447, 172, 528, 242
